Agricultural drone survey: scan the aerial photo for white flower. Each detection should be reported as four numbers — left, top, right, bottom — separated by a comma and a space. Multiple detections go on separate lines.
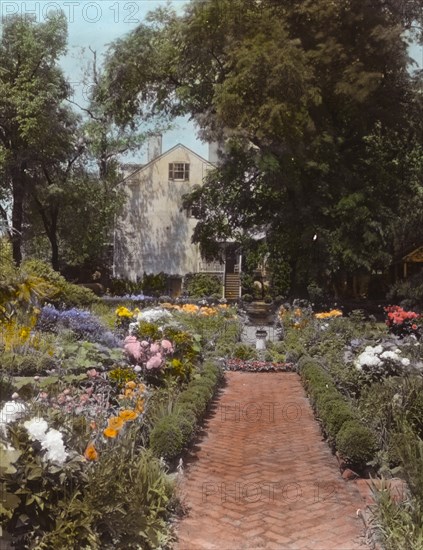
356, 352, 382, 368
380, 351, 399, 362
0, 401, 26, 436
128, 322, 139, 334
134, 365, 142, 372
137, 308, 171, 323
41, 429, 68, 464
401, 358, 410, 366
24, 418, 48, 441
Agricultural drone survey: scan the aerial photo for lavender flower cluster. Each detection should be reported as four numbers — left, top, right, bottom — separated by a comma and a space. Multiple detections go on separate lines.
37, 306, 120, 348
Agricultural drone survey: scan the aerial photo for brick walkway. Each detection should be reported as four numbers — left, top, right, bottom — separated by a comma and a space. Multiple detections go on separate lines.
175, 372, 369, 550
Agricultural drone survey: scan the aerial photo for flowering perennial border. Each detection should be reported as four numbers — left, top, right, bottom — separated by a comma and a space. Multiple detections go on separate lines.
224, 358, 295, 372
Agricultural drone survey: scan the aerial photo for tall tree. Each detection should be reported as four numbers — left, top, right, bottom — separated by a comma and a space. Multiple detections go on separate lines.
0, 13, 70, 265
104, 0, 423, 295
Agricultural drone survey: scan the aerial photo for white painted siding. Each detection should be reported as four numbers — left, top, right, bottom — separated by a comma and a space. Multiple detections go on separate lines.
114, 145, 212, 281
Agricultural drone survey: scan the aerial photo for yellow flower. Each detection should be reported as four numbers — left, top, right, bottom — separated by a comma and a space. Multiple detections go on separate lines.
108, 416, 124, 430
115, 306, 133, 318
118, 409, 138, 422
84, 442, 98, 461
103, 427, 118, 438
19, 327, 30, 340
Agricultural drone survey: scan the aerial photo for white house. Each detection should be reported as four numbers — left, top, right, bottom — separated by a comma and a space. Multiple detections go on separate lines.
113, 138, 242, 298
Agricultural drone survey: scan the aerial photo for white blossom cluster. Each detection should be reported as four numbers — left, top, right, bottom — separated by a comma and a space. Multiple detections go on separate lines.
355, 344, 410, 371
24, 417, 68, 464
129, 308, 172, 334
0, 401, 26, 437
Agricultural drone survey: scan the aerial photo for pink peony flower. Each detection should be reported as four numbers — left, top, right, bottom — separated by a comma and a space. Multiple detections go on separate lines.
146, 353, 163, 370
150, 343, 160, 353
124, 336, 142, 361
161, 339, 173, 352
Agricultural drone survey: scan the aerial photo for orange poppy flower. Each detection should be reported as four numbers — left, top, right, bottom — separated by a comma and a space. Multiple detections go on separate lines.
118, 409, 138, 422
124, 388, 134, 398
125, 381, 136, 389
84, 442, 98, 461
108, 416, 124, 430
103, 427, 118, 438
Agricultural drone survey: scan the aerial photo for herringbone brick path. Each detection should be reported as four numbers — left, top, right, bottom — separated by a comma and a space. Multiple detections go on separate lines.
175, 372, 368, 550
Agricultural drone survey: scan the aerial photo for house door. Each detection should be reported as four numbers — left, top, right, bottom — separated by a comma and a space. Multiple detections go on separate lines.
225, 246, 238, 274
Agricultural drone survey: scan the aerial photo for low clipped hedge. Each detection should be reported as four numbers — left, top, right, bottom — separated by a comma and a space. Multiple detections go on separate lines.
149, 362, 223, 462
298, 355, 377, 468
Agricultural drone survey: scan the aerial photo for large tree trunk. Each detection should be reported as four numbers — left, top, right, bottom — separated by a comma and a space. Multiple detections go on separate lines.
48, 209, 60, 271
11, 164, 25, 266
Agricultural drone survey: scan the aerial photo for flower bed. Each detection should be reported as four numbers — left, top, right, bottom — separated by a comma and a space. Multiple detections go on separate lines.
224, 358, 295, 372
0, 293, 242, 548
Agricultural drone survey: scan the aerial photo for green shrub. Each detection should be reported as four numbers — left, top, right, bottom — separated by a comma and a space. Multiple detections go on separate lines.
149, 416, 184, 460
177, 388, 208, 417
232, 343, 257, 360
21, 259, 99, 308
184, 273, 222, 298
318, 399, 357, 437
336, 420, 377, 466
175, 410, 197, 444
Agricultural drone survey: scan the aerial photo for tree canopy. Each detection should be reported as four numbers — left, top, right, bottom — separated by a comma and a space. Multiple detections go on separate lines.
103, 0, 423, 296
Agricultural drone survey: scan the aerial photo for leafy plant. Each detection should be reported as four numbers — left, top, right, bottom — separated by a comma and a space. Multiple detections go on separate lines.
184, 273, 222, 298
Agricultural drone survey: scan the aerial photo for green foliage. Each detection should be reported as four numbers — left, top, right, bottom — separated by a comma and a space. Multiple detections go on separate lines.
84, 440, 174, 549
371, 487, 423, 550
141, 272, 169, 296
149, 415, 184, 460
107, 366, 137, 389
184, 273, 222, 298
136, 321, 162, 341
104, 0, 423, 296
299, 355, 375, 464
387, 270, 423, 311
21, 260, 99, 308
232, 343, 257, 361
149, 362, 222, 462
335, 420, 377, 467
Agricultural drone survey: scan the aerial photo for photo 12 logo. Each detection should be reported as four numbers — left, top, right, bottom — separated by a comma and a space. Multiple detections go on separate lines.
220, 401, 302, 423
202, 480, 340, 504
1, 2, 143, 24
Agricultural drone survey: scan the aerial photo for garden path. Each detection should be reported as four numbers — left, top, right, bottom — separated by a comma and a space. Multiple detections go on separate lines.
175, 372, 369, 550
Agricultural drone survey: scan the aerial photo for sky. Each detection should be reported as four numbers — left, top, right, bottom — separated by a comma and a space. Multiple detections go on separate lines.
1, 0, 422, 163
0, 0, 209, 162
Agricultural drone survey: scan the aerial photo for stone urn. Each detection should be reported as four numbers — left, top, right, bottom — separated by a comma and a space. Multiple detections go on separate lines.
244, 301, 275, 324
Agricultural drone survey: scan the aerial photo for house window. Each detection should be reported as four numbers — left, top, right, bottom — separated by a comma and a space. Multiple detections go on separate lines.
169, 162, 190, 181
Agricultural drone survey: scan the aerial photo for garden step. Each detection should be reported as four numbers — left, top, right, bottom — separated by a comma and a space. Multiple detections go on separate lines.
175, 372, 369, 549
225, 274, 240, 299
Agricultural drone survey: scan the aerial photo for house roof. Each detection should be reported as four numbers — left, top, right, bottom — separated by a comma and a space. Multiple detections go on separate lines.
120, 143, 213, 183
403, 245, 423, 263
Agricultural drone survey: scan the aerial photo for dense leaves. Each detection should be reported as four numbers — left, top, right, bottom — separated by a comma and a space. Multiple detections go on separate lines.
104, 0, 423, 297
